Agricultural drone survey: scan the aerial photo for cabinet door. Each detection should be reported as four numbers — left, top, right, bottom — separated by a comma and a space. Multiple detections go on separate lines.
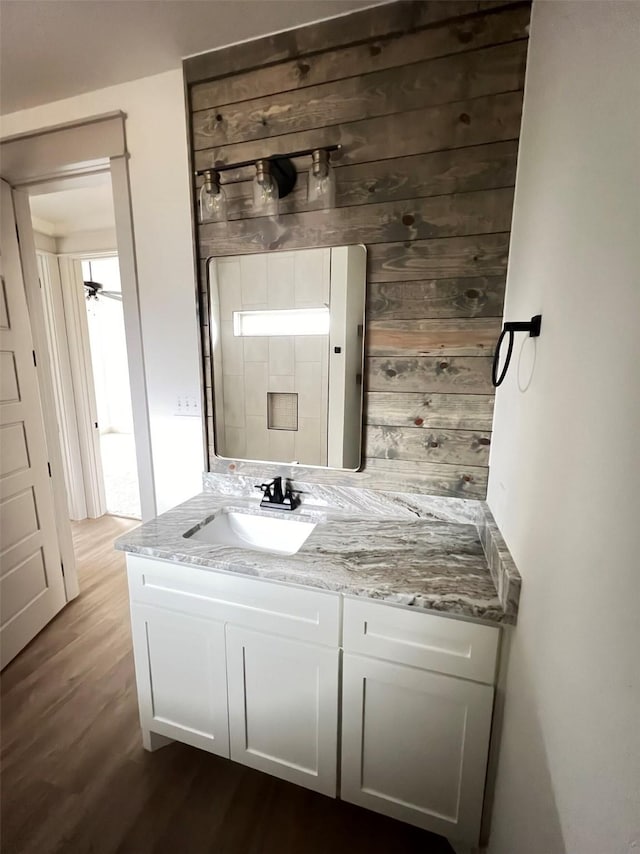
226, 626, 339, 796
130, 604, 229, 757
341, 654, 493, 846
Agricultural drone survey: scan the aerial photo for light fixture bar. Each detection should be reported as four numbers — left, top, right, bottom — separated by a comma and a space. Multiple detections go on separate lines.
195, 145, 341, 178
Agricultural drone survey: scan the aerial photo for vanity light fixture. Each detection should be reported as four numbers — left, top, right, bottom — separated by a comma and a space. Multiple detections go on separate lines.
199, 169, 227, 223
195, 145, 340, 221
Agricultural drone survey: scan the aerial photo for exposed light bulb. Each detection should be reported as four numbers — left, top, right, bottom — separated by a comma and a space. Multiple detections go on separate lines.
253, 159, 279, 217
199, 170, 227, 223
308, 149, 335, 208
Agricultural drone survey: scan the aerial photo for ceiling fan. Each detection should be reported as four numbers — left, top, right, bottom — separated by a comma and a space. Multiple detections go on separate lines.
83, 261, 123, 302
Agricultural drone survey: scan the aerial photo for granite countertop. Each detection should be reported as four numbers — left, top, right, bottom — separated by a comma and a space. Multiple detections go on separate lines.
115, 483, 520, 626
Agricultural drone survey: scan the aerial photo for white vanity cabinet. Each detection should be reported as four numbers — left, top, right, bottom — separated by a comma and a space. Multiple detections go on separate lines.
126, 554, 341, 796
125, 554, 501, 847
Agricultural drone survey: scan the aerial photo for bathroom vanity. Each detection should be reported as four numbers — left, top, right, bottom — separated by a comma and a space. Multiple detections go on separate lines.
116, 480, 519, 849
118, 239, 521, 849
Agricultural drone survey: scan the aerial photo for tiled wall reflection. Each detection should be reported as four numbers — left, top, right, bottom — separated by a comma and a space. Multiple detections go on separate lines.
218, 249, 330, 465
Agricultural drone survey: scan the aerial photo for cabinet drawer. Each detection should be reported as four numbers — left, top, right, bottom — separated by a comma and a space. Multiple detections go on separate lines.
127, 555, 340, 647
343, 597, 499, 684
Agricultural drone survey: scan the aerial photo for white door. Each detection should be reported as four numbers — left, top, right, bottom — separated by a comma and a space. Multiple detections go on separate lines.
130, 603, 229, 757
226, 625, 339, 796
341, 653, 494, 846
0, 181, 67, 669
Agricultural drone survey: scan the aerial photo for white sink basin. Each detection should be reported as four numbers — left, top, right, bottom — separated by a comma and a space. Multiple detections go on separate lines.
186, 509, 316, 555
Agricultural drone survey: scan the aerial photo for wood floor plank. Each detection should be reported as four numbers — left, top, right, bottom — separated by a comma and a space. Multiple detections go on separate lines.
1, 515, 454, 854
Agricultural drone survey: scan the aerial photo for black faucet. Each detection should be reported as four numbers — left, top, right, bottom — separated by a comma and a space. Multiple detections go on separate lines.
255, 477, 300, 511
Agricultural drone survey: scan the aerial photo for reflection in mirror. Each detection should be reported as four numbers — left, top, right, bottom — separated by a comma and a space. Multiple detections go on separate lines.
208, 245, 366, 471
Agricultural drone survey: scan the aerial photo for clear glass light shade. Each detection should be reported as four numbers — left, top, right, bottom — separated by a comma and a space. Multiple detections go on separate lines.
199, 182, 227, 223
253, 161, 279, 217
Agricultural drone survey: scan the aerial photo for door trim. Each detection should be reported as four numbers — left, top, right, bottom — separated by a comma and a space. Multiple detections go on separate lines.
110, 155, 156, 520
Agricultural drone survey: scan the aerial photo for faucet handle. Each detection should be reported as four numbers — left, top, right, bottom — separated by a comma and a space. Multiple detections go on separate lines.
255, 482, 273, 499
283, 479, 301, 509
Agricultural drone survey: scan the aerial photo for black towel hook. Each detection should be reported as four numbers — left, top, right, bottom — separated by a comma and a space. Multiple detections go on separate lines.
492, 314, 542, 387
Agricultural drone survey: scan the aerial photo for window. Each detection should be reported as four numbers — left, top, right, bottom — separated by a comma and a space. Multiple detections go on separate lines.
233, 307, 330, 337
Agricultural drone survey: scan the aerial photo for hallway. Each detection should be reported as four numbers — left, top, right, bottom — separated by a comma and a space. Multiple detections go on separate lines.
1, 515, 453, 854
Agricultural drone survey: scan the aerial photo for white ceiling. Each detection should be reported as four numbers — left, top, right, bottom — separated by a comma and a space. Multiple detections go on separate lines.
0, 0, 377, 115
29, 177, 116, 237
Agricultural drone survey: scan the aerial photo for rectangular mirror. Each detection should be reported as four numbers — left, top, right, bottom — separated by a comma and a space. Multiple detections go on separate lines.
208, 245, 366, 471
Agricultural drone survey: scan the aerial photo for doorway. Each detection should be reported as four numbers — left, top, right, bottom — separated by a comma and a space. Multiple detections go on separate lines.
29, 175, 141, 521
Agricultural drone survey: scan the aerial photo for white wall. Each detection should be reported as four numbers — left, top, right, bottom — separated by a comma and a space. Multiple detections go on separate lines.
486, 3, 640, 853
33, 230, 57, 253
1, 70, 204, 513
56, 228, 118, 256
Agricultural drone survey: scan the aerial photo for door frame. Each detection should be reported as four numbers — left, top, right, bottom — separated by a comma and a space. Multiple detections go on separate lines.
2, 114, 157, 527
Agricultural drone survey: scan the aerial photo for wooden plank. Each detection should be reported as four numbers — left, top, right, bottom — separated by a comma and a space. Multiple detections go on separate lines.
193, 89, 524, 173
332, 141, 518, 209
365, 426, 491, 466
206, 455, 489, 499
198, 188, 515, 256
368, 233, 510, 282
192, 41, 527, 149
367, 276, 506, 319
198, 236, 509, 287
367, 356, 493, 394
184, 1, 493, 84
367, 318, 501, 357
199, 239, 508, 297
191, 5, 531, 110
366, 392, 495, 430
195, 141, 518, 222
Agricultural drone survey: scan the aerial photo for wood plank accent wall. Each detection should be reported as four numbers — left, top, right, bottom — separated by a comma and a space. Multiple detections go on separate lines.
185, 0, 531, 500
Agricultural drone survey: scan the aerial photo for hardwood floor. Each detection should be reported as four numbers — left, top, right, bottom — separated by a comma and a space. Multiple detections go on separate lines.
1, 515, 454, 854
